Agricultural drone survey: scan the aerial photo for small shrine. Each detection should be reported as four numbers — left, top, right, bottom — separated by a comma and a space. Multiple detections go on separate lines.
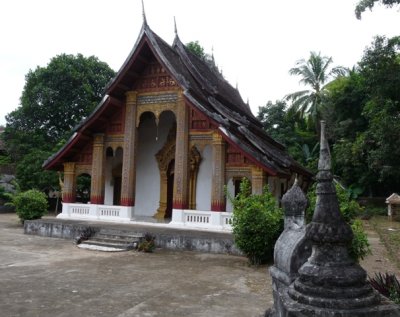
386, 193, 400, 221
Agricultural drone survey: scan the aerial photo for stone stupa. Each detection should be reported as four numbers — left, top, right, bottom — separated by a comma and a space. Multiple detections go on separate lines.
267, 121, 400, 317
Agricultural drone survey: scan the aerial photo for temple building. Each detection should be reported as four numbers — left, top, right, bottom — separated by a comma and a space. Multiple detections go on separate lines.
43, 19, 312, 230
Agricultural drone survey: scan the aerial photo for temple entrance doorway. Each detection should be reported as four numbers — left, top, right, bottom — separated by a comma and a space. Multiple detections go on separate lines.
166, 159, 175, 219
113, 176, 122, 205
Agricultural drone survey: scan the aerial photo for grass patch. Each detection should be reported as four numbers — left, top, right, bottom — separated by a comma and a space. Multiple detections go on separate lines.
370, 216, 400, 270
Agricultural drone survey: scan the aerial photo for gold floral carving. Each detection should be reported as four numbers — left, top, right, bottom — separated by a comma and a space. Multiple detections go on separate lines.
188, 146, 202, 210
75, 165, 91, 176
251, 166, 266, 195
155, 126, 176, 219
154, 125, 201, 218
189, 131, 213, 152
226, 167, 252, 183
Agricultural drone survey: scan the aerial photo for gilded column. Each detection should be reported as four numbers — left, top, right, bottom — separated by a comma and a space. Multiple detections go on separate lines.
251, 166, 266, 195
121, 91, 138, 206
211, 131, 226, 211
62, 162, 76, 203
155, 171, 168, 219
173, 92, 189, 209
90, 133, 105, 204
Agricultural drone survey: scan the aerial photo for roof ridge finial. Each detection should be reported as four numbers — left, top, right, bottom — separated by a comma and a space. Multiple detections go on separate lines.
174, 16, 178, 36
141, 0, 147, 26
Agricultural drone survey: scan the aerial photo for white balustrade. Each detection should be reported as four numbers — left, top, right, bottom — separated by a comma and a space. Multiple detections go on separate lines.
59, 203, 133, 222
59, 203, 232, 231
171, 209, 232, 231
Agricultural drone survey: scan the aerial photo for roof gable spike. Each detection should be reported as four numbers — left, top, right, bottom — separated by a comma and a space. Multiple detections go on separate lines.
174, 16, 178, 36
141, 0, 147, 26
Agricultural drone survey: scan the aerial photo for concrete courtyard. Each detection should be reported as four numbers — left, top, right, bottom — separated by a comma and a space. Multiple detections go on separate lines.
0, 213, 271, 317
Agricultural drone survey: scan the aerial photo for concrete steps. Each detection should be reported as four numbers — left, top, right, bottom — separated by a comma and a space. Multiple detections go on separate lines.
78, 228, 144, 252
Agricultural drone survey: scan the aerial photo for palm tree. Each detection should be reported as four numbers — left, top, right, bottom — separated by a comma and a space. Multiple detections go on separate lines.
285, 51, 347, 136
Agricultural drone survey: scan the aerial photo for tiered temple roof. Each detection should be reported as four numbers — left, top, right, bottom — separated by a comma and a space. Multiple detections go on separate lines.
44, 22, 312, 179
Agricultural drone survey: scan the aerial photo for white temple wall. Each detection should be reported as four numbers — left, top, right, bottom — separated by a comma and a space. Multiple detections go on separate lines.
196, 145, 212, 211
225, 178, 235, 212
135, 111, 175, 216
104, 157, 113, 205
104, 148, 123, 205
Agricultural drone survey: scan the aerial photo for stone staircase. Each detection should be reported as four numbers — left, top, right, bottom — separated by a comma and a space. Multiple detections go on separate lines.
77, 228, 144, 252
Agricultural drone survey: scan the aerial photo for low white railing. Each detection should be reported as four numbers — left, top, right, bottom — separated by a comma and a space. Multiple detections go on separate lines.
59, 203, 232, 231
171, 209, 232, 231
59, 203, 133, 222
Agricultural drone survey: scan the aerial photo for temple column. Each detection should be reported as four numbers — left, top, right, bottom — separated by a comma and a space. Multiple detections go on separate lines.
155, 171, 168, 218
173, 92, 189, 209
62, 162, 76, 203
211, 132, 226, 211
121, 91, 138, 206
251, 166, 266, 195
90, 133, 105, 204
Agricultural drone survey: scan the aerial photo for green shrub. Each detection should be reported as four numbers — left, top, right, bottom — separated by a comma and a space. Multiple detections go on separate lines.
306, 183, 371, 261
361, 206, 387, 220
138, 233, 156, 253
228, 179, 283, 265
350, 219, 371, 261
9, 189, 48, 223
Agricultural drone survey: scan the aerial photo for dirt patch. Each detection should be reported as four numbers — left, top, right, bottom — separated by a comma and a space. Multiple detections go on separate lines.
360, 219, 400, 278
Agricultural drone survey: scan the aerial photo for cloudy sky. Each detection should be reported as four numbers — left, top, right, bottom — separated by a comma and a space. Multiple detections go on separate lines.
0, 0, 399, 126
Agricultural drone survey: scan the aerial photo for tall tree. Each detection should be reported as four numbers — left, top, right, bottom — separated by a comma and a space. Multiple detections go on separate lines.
4, 53, 115, 161
186, 41, 206, 59
257, 100, 318, 171
285, 52, 346, 135
355, 0, 400, 19
330, 36, 400, 196
4, 53, 115, 191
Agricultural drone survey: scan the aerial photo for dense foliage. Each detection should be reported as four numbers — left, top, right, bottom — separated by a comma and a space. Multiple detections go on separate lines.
4, 54, 115, 192
257, 100, 318, 172
186, 41, 206, 59
285, 52, 347, 136
9, 189, 48, 223
259, 35, 400, 197
355, 0, 400, 19
229, 179, 283, 265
